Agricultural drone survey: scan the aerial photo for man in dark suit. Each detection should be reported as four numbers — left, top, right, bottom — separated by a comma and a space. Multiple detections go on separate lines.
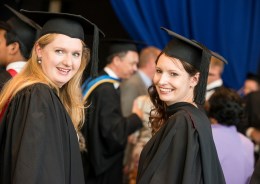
0, 5, 39, 90
81, 39, 143, 184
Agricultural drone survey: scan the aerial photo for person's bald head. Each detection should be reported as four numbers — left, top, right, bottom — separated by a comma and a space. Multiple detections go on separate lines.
138, 46, 161, 80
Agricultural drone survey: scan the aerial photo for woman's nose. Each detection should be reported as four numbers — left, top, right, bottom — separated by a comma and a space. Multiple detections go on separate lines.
62, 54, 72, 66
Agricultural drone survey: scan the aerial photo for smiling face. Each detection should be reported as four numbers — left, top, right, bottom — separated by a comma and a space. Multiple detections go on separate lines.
36, 34, 83, 88
153, 53, 199, 106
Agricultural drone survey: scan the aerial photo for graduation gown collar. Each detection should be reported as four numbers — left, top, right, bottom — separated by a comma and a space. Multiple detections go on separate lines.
166, 102, 195, 116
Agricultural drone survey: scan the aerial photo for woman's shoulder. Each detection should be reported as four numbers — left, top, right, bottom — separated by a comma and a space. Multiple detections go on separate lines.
167, 109, 193, 129
26, 83, 52, 91
168, 105, 210, 129
168, 104, 201, 119
14, 83, 56, 100
6, 83, 60, 119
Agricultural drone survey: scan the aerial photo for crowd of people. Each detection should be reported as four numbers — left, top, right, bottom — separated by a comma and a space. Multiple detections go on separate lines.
1, 3, 260, 184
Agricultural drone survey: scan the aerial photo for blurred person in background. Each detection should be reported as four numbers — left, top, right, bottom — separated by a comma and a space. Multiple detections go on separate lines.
208, 87, 254, 184
0, 5, 39, 90
81, 39, 143, 184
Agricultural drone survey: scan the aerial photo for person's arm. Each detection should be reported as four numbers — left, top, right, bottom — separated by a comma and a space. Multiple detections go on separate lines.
247, 127, 260, 144
96, 83, 143, 152
250, 158, 260, 184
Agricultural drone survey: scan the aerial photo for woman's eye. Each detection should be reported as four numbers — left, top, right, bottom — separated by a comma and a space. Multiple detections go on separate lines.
156, 69, 162, 73
73, 52, 80, 57
170, 72, 178, 76
55, 50, 63, 54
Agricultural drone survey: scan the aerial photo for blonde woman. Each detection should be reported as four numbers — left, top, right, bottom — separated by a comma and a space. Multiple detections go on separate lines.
0, 10, 103, 184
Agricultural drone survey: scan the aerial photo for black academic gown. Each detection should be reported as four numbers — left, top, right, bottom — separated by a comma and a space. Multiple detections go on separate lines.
0, 83, 85, 184
0, 69, 11, 91
242, 91, 260, 160
82, 71, 143, 184
250, 158, 260, 184
244, 91, 260, 130
137, 102, 226, 184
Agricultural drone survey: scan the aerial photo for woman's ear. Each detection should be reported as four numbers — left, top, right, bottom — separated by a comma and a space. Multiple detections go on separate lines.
190, 72, 200, 87
35, 43, 42, 57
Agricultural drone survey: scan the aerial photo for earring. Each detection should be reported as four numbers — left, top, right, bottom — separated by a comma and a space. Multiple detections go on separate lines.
37, 57, 42, 64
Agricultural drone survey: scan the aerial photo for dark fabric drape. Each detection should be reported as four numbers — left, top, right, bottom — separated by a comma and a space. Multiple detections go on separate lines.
110, 0, 260, 90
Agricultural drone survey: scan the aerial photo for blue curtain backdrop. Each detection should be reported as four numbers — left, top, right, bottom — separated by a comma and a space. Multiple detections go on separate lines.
110, 0, 260, 90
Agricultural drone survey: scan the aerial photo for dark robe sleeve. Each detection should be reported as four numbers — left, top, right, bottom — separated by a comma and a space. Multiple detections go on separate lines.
0, 70, 11, 91
137, 113, 202, 184
250, 158, 260, 184
245, 92, 260, 129
95, 83, 142, 150
0, 84, 84, 184
84, 82, 143, 175
137, 107, 225, 184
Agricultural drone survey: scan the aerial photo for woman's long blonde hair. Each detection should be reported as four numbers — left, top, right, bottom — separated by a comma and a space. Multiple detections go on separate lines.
0, 33, 90, 131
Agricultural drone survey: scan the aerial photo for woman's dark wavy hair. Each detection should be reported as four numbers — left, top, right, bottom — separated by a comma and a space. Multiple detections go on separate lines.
208, 87, 244, 126
148, 52, 199, 135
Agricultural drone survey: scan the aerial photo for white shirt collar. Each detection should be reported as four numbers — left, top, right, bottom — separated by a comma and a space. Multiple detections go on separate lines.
207, 79, 223, 91
104, 67, 120, 89
6, 61, 27, 73
206, 79, 223, 100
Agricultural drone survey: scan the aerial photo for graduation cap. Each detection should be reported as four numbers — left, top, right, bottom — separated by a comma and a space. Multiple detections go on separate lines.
246, 72, 260, 84
101, 38, 144, 56
0, 3, 13, 21
161, 27, 227, 105
210, 51, 228, 64
20, 9, 105, 77
97, 38, 145, 71
0, 5, 40, 59
0, 20, 11, 31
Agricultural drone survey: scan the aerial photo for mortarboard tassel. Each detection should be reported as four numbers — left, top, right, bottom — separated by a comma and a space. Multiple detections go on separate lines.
194, 47, 211, 105
90, 25, 100, 78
